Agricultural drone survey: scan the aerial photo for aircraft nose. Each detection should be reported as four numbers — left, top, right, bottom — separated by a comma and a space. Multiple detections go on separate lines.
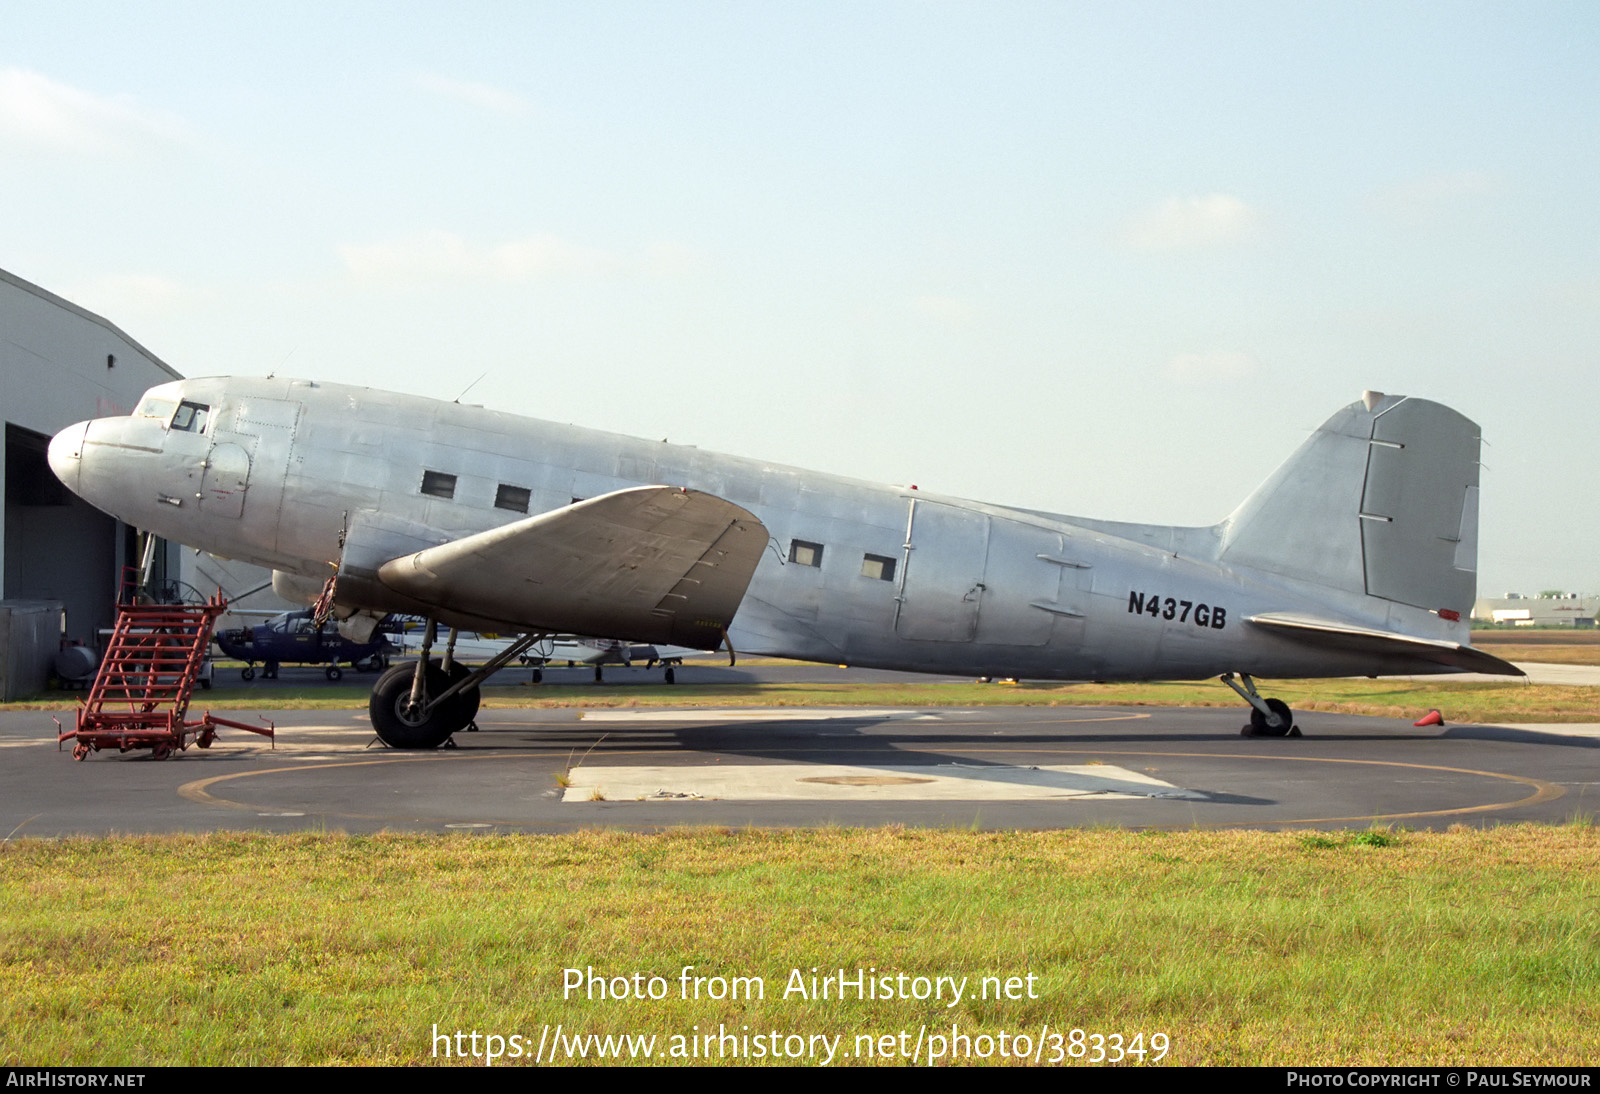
48, 421, 89, 493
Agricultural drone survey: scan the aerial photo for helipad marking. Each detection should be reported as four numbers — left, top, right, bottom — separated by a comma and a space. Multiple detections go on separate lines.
172, 729, 1565, 826
560, 762, 1204, 802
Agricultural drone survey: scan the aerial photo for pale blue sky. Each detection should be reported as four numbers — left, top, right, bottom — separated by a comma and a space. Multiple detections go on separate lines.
3, 2, 1596, 594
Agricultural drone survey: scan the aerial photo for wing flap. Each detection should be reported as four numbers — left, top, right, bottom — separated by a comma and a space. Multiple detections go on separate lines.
377, 486, 768, 648
1246, 612, 1524, 676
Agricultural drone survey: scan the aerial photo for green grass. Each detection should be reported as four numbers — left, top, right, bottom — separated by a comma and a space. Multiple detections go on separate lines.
3, 827, 1598, 1066
1475, 643, 1600, 666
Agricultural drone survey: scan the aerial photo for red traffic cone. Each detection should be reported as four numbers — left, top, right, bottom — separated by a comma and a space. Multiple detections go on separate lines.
1413, 709, 1444, 727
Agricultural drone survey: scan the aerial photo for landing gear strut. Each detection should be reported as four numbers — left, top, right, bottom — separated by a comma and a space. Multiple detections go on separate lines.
1221, 672, 1299, 738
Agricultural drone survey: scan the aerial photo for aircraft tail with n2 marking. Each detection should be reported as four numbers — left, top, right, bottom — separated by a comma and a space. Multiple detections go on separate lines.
1218, 391, 1479, 613
1215, 391, 1518, 676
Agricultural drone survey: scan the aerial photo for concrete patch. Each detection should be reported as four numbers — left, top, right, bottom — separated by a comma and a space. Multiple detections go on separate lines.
1485, 722, 1600, 738
562, 762, 1202, 802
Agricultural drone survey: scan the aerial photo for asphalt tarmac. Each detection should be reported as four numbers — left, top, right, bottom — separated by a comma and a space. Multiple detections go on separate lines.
7, 688, 1597, 836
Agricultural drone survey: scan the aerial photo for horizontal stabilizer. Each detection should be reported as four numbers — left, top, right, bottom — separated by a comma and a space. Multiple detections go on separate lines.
1246, 613, 1524, 676
377, 486, 768, 648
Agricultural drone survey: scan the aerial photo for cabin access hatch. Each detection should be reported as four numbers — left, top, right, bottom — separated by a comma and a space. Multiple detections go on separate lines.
58, 593, 274, 760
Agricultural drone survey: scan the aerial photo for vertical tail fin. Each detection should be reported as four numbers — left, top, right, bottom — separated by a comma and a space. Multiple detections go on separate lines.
1218, 391, 1481, 616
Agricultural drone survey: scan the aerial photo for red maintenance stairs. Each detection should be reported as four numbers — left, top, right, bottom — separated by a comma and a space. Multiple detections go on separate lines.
59, 592, 274, 760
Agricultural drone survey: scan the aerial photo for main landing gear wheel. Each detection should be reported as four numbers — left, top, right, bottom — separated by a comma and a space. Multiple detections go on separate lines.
442, 661, 481, 729
369, 661, 471, 749
664, 666, 676, 684
1247, 698, 1297, 738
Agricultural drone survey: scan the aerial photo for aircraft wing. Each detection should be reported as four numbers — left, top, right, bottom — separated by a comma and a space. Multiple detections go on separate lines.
1246, 613, 1525, 676
374, 486, 768, 649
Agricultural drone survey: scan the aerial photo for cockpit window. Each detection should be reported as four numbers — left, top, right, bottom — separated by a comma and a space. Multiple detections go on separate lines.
136, 397, 177, 420
170, 401, 210, 434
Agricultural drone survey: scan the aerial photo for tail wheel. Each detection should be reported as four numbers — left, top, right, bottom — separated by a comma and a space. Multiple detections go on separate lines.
1249, 698, 1295, 738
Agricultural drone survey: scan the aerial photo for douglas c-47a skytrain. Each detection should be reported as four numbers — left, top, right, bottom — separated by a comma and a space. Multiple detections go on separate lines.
48, 378, 1519, 748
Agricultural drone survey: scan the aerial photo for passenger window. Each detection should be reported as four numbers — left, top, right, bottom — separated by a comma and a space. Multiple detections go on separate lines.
861, 554, 896, 581
789, 540, 823, 568
420, 470, 457, 499
495, 484, 531, 513
170, 401, 210, 433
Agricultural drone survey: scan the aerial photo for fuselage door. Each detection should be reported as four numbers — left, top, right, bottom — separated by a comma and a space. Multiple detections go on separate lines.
200, 442, 251, 518
894, 499, 990, 641
973, 523, 1076, 648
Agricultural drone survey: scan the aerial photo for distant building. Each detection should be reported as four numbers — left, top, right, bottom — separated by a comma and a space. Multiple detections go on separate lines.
1472, 593, 1599, 627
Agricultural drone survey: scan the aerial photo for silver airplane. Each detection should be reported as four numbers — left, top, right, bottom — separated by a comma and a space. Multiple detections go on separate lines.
48, 378, 1520, 748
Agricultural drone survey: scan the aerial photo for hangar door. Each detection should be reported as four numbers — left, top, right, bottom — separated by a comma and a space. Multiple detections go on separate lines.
4, 424, 118, 643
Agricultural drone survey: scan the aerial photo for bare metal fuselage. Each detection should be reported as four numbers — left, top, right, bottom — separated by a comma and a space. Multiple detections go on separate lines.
49, 375, 1489, 682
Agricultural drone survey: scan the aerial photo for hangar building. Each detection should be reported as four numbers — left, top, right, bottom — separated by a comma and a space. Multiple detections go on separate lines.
0, 266, 184, 649
1472, 593, 1599, 627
